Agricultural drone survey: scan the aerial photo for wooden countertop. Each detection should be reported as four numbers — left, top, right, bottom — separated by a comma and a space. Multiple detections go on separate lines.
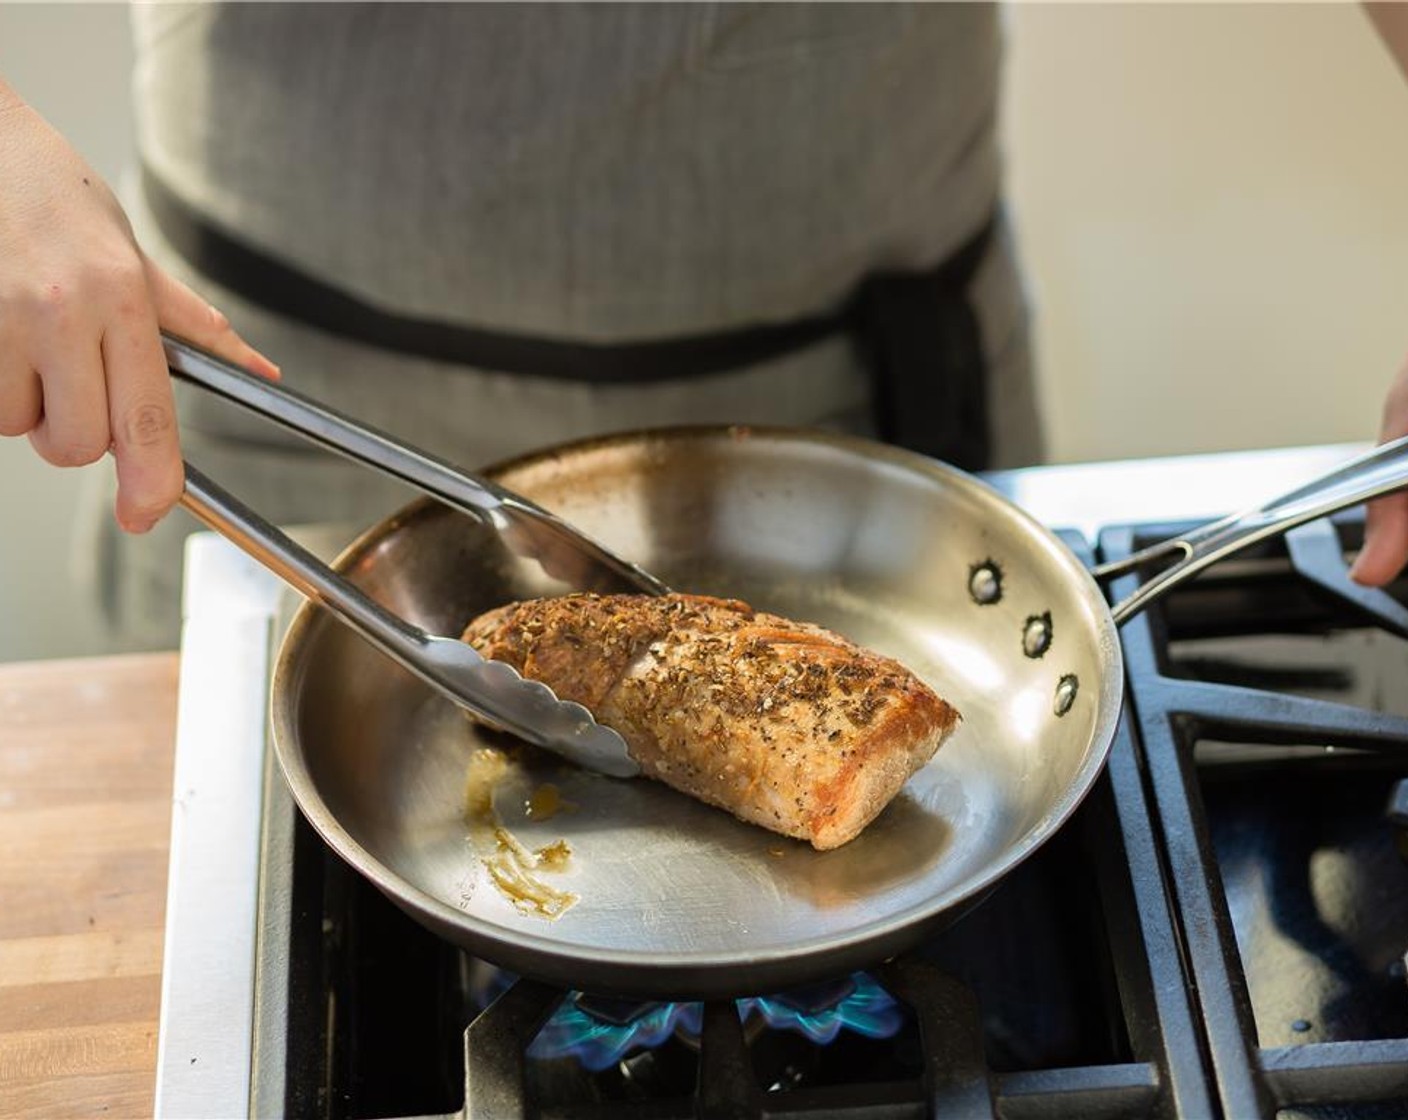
0, 653, 178, 1118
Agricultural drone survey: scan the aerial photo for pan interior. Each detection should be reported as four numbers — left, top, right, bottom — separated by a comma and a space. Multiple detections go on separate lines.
274, 429, 1119, 983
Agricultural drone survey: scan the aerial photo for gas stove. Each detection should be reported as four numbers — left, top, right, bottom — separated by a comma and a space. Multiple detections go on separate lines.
154, 444, 1408, 1118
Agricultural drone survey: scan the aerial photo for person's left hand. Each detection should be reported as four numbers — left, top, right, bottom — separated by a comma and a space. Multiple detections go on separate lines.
1349, 354, 1408, 586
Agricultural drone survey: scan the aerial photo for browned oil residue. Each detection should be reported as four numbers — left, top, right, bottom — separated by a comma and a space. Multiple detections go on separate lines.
524, 783, 569, 821
485, 829, 578, 919
463, 747, 509, 819
463, 751, 578, 919
535, 839, 572, 871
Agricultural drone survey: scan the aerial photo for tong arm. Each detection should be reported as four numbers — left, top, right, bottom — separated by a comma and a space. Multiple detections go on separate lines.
164, 335, 668, 596
181, 462, 640, 778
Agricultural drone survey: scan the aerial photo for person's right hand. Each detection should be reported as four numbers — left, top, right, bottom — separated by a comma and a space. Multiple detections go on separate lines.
0, 81, 278, 534
1349, 353, 1408, 587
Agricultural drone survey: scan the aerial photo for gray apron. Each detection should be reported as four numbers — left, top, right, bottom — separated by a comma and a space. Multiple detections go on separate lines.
81, 2, 1041, 651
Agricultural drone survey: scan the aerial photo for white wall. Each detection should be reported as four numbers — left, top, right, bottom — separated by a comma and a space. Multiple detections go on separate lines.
1004, 3, 1408, 462
0, 3, 132, 661
0, 3, 1406, 660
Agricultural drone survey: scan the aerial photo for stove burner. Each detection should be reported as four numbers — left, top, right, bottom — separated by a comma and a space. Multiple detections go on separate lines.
740, 973, 903, 1045
238, 511, 1408, 1120
761, 976, 856, 1017
534, 997, 705, 1071
479, 968, 904, 1070
571, 993, 677, 1028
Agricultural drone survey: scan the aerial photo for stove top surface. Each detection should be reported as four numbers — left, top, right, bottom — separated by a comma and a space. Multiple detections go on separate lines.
155, 444, 1408, 1119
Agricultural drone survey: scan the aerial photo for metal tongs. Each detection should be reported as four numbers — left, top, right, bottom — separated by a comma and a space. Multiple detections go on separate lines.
165, 334, 663, 778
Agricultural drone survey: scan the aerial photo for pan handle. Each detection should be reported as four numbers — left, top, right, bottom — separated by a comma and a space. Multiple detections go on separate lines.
1096, 433, 1408, 625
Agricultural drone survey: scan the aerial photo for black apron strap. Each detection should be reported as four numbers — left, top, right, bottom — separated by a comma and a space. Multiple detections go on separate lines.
141, 164, 849, 385
853, 218, 996, 471
144, 163, 996, 465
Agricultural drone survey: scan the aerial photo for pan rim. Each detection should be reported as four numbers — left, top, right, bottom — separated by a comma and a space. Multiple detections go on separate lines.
269, 424, 1125, 994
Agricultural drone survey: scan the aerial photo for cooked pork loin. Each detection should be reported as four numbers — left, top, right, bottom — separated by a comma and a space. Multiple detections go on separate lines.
461, 593, 960, 850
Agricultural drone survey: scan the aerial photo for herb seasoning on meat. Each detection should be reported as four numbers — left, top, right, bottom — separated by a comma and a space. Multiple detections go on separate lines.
463, 593, 961, 850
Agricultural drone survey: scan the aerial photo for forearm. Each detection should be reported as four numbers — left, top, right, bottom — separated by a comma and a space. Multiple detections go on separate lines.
1365, 2, 1408, 83
1329, 7, 1408, 586
0, 76, 25, 114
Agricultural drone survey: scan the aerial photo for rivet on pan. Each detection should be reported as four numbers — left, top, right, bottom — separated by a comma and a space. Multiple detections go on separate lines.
968, 560, 1004, 605
1054, 674, 1079, 717
1022, 612, 1053, 659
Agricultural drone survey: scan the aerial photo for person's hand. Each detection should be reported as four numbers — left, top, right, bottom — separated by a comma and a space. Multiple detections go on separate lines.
0, 81, 278, 533
1349, 355, 1408, 586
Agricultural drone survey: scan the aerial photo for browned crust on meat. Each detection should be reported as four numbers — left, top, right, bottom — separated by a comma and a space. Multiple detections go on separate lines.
462, 593, 959, 849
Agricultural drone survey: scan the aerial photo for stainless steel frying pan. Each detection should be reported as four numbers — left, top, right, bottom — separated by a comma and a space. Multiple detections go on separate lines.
266, 425, 1408, 998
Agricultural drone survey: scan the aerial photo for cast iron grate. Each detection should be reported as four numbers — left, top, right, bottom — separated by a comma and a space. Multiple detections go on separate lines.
272, 686, 1210, 1119
267, 535, 1212, 1119
276, 521, 1408, 1120
1101, 513, 1408, 1119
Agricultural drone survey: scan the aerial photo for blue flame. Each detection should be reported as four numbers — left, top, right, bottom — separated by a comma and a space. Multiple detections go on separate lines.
530, 999, 705, 1071
738, 973, 905, 1045
514, 972, 903, 1068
